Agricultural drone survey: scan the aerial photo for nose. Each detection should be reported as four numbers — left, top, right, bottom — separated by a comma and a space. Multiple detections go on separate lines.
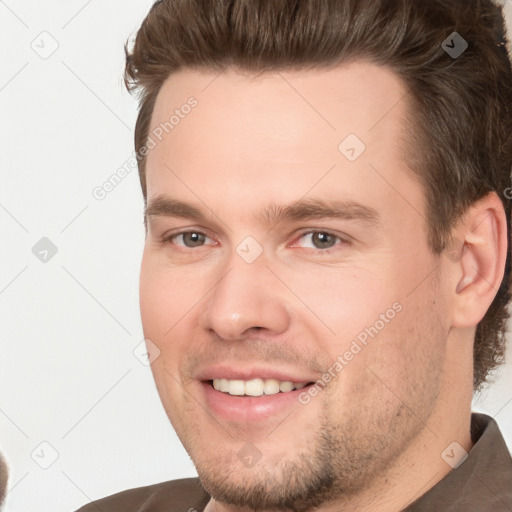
198, 257, 291, 340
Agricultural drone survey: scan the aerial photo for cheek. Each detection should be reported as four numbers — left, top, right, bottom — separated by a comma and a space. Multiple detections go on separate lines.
344, 276, 447, 399
139, 264, 170, 339
139, 256, 199, 407
139, 253, 205, 339
274, 261, 400, 353
280, 250, 442, 383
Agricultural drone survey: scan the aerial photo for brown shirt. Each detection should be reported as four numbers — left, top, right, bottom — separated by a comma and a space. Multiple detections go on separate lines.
76, 413, 512, 512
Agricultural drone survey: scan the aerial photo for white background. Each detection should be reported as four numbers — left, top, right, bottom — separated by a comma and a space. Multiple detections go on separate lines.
1, 1, 511, 511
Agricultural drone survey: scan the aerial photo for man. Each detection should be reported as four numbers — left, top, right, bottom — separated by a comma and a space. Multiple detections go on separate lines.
77, 0, 512, 510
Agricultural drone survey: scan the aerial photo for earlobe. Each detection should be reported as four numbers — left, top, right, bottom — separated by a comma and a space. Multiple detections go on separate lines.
449, 193, 507, 329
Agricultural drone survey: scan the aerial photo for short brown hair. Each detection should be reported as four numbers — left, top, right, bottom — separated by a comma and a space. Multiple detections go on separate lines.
124, 0, 512, 391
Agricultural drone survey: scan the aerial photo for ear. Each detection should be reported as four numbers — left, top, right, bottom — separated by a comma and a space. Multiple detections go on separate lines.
447, 192, 508, 328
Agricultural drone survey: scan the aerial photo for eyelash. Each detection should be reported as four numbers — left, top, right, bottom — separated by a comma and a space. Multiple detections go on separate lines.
159, 230, 215, 248
159, 229, 349, 253
291, 231, 348, 252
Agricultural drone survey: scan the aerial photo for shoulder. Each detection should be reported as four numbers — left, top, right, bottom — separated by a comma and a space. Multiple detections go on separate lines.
75, 477, 210, 512
404, 413, 512, 511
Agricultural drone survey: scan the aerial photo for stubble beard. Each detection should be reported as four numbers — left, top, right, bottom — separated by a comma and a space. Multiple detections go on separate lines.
193, 379, 441, 512
173, 279, 446, 511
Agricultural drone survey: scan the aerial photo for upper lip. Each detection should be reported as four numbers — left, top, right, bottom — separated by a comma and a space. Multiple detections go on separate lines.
195, 364, 318, 383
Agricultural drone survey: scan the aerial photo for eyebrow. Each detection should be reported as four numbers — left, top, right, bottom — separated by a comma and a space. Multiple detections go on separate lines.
258, 198, 380, 227
144, 195, 380, 229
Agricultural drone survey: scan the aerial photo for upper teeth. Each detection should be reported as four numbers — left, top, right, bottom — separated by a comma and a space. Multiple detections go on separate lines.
212, 378, 308, 396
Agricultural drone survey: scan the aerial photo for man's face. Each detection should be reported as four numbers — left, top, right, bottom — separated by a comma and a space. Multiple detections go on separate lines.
140, 63, 450, 509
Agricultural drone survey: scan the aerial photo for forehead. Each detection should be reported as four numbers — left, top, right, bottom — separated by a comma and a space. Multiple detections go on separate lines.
145, 62, 421, 219
149, 62, 409, 149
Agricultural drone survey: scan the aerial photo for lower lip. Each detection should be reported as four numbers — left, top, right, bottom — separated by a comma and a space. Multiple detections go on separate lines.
201, 381, 312, 422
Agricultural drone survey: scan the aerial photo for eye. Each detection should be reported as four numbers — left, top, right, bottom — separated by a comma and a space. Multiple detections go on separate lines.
166, 231, 213, 248
294, 231, 344, 250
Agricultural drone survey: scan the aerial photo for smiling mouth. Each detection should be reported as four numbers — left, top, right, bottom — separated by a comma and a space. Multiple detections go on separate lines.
208, 378, 315, 397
